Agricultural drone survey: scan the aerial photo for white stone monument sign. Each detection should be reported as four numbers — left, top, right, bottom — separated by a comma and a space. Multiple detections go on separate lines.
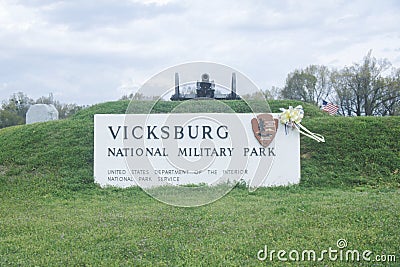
94, 113, 300, 189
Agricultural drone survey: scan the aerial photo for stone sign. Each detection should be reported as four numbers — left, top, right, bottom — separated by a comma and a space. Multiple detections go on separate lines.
94, 113, 300, 189
26, 104, 59, 124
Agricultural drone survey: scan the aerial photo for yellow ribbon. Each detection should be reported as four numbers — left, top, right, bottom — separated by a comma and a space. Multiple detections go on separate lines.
279, 105, 325, 143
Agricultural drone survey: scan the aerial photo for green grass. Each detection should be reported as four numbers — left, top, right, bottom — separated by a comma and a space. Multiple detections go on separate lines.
0, 100, 399, 266
1, 187, 399, 266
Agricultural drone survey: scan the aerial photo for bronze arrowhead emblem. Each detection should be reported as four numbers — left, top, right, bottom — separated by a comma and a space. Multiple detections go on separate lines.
251, 114, 278, 147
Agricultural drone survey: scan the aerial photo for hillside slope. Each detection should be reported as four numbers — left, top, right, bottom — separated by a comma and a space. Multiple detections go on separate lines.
0, 100, 398, 195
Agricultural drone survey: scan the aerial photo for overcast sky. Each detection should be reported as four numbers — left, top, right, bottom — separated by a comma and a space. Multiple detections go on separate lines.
1, 0, 399, 105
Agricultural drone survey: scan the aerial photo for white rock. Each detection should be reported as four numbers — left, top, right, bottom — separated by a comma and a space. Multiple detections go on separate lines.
26, 104, 59, 124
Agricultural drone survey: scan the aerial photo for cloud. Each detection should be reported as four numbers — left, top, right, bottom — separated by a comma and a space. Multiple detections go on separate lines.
34, 0, 184, 30
0, 0, 399, 105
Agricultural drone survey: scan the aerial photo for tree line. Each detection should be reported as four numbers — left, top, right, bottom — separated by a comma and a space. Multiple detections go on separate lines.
266, 51, 399, 116
0, 92, 83, 129
1, 51, 398, 129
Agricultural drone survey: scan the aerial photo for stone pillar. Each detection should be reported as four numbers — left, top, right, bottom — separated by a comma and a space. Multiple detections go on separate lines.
231, 72, 236, 98
175, 72, 180, 97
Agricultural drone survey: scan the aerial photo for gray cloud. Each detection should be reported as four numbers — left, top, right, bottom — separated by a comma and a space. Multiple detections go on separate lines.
32, 0, 185, 30
1, 0, 399, 105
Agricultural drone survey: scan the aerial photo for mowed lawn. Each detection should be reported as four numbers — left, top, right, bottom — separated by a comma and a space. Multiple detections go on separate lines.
0, 184, 399, 266
1, 100, 399, 266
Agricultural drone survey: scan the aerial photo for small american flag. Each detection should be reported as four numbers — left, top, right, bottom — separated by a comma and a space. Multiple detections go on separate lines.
322, 100, 339, 115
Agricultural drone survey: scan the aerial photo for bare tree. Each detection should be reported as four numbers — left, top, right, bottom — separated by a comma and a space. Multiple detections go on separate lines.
264, 86, 282, 100
333, 51, 396, 116
376, 69, 400, 116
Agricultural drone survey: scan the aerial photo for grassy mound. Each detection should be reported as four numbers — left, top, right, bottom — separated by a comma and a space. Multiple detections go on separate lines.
0, 99, 398, 194
1, 100, 399, 266
301, 116, 399, 188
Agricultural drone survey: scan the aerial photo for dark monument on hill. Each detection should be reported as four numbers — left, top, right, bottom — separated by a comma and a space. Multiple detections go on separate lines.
170, 72, 241, 101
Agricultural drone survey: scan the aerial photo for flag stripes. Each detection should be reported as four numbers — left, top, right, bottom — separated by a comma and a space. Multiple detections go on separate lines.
322, 101, 339, 115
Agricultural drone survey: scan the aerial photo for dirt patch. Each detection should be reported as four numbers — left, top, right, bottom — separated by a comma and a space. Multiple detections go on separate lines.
0, 165, 8, 176
301, 152, 312, 159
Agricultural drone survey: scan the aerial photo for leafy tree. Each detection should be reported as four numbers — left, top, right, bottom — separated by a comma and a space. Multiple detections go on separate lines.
0, 109, 25, 128
240, 91, 267, 100
119, 92, 160, 101
0, 92, 34, 127
0, 92, 84, 128
279, 52, 399, 116
35, 93, 83, 119
264, 86, 281, 100
281, 69, 316, 103
281, 65, 331, 105
2, 92, 34, 119
55, 103, 84, 119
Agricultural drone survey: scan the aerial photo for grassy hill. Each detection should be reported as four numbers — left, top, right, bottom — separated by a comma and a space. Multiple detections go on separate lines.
1, 99, 397, 192
0, 100, 399, 266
